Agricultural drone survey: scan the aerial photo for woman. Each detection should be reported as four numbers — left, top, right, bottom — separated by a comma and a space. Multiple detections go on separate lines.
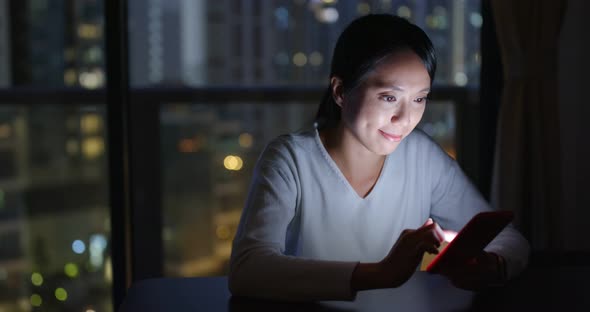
229, 14, 529, 301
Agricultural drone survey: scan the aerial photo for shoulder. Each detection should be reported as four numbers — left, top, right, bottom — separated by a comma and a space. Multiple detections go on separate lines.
397, 128, 456, 175
258, 128, 318, 170
403, 128, 449, 157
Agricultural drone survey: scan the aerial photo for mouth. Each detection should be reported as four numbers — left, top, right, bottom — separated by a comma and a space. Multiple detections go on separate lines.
379, 130, 403, 142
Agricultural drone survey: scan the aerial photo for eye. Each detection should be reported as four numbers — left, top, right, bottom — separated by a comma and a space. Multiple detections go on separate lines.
380, 95, 396, 102
415, 97, 428, 104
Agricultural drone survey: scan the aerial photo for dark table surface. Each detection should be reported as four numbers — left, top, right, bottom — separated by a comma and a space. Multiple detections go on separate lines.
119, 266, 590, 312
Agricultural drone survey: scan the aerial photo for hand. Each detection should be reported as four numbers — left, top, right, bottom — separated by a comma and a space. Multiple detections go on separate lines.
378, 218, 445, 287
439, 252, 506, 290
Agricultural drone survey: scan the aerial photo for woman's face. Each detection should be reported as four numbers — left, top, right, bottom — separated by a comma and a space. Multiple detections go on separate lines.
336, 50, 431, 156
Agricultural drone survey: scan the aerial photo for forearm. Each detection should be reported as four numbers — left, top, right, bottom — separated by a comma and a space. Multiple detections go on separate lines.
230, 246, 358, 301
350, 262, 393, 291
484, 225, 530, 279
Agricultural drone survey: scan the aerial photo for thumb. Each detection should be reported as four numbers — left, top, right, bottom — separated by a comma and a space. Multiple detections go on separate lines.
423, 218, 434, 227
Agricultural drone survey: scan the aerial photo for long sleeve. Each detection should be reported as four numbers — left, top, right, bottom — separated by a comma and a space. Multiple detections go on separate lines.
428, 143, 530, 280
228, 140, 358, 301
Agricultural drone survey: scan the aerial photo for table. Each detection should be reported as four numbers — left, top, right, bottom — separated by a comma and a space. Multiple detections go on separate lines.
119, 267, 590, 311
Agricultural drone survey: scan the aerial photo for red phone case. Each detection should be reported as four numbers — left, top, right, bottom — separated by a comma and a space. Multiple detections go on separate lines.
426, 211, 514, 273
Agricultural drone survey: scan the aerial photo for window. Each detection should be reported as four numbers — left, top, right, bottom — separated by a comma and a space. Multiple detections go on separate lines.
0, 1, 111, 311
128, 0, 476, 278
0, 2, 481, 310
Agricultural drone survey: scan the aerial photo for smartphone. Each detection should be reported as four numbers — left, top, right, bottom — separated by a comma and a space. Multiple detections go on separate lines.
426, 211, 514, 273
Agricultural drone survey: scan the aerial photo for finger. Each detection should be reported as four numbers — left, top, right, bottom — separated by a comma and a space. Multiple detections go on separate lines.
417, 241, 439, 255
422, 218, 434, 227
419, 226, 443, 248
432, 222, 444, 243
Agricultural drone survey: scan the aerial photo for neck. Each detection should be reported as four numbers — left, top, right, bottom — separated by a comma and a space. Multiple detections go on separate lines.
320, 123, 385, 178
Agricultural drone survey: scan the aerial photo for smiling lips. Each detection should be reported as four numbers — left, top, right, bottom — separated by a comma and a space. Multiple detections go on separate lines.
379, 130, 403, 142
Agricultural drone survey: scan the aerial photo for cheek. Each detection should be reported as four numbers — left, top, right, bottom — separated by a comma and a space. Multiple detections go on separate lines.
410, 106, 426, 127
358, 103, 387, 127
342, 97, 371, 124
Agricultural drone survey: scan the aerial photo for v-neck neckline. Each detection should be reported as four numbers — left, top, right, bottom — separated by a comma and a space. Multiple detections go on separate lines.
313, 128, 389, 201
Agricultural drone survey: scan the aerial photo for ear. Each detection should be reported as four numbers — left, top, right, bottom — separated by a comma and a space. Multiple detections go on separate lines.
330, 77, 345, 108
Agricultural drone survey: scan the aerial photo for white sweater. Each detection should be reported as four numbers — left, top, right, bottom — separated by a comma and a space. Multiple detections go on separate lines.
229, 128, 529, 301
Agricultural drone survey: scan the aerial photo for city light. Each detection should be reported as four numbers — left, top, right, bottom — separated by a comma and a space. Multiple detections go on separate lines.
454, 72, 468, 86
316, 7, 339, 23
64, 68, 77, 86
64, 48, 76, 62
77, 24, 101, 39
0, 123, 11, 138
470, 12, 483, 28
30, 294, 42, 307
274, 52, 289, 66
427, 15, 448, 30
357, 3, 370, 15
72, 240, 86, 254
90, 234, 108, 269
79, 69, 105, 89
81, 114, 102, 134
274, 7, 289, 29
66, 139, 79, 156
17, 297, 29, 311
223, 155, 243, 171
104, 257, 113, 283
238, 133, 253, 148
397, 6, 412, 19
55, 288, 68, 301
179, 138, 200, 153
293, 52, 307, 67
82, 137, 105, 159
309, 52, 324, 67
64, 263, 79, 278
85, 46, 103, 63
31, 273, 43, 286
433, 121, 448, 138
216, 225, 231, 240
430, 6, 448, 29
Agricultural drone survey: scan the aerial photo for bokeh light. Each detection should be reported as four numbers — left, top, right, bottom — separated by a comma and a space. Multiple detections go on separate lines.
31, 273, 43, 286
293, 52, 307, 67
223, 155, 244, 171
30, 294, 42, 307
72, 240, 86, 254
55, 288, 68, 301
238, 133, 253, 148
64, 263, 79, 278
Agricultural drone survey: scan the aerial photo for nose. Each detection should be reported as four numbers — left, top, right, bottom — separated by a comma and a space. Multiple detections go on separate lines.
390, 102, 410, 127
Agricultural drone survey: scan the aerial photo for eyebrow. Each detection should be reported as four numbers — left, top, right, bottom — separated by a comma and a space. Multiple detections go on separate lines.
390, 85, 430, 92
374, 82, 430, 93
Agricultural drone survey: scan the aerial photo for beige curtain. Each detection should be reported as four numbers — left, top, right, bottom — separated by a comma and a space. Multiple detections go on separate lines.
491, 0, 567, 250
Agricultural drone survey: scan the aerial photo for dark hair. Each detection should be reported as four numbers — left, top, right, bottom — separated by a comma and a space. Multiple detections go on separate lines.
315, 14, 437, 129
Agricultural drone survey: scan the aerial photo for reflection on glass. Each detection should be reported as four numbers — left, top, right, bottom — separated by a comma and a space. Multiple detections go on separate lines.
0, 105, 111, 311
160, 101, 455, 277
